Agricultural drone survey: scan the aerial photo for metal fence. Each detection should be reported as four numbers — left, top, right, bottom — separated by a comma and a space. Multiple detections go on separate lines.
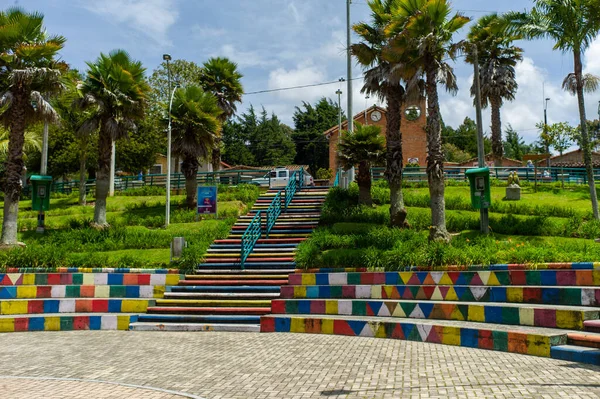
28, 169, 271, 195
370, 166, 600, 184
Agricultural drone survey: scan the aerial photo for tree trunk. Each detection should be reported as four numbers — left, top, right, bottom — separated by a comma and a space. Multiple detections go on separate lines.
574, 49, 600, 220
490, 96, 503, 167
425, 62, 450, 242
357, 160, 372, 206
385, 89, 408, 227
78, 139, 88, 206
1, 91, 27, 245
94, 127, 112, 226
211, 139, 221, 172
182, 155, 199, 210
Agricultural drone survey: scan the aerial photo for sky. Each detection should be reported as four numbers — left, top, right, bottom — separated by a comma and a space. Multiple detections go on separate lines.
10, 0, 600, 148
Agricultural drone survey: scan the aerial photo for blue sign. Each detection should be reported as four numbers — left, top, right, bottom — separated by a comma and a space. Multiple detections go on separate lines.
197, 186, 217, 215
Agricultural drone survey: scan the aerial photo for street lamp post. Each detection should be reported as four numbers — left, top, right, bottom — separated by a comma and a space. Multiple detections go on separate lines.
544, 97, 551, 167
336, 88, 343, 178
163, 53, 173, 228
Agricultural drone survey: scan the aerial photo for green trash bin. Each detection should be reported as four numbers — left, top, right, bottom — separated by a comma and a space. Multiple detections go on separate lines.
465, 168, 491, 209
30, 175, 52, 211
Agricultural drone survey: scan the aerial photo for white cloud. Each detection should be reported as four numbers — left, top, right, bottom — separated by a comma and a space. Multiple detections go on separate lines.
214, 44, 276, 68
318, 30, 346, 60
83, 0, 177, 46
191, 25, 226, 39
584, 37, 600, 75
268, 62, 329, 101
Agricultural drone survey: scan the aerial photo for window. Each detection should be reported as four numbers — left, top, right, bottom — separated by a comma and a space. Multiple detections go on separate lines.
278, 171, 287, 178
270, 171, 277, 178
149, 164, 162, 174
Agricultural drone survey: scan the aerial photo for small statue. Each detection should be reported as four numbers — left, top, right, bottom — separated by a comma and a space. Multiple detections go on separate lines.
506, 171, 521, 200
507, 171, 520, 187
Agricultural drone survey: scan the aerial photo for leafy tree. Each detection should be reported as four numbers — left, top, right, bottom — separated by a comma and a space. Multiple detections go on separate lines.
46, 123, 98, 180
0, 126, 41, 163
116, 117, 166, 174
537, 121, 575, 156
170, 86, 222, 209
388, 0, 470, 241
292, 97, 342, 175
338, 123, 385, 205
221, 120, 255, 166
503, 125, 531, 160
352, 0, 420, 228
0, 8, 66, 244
148, 59, 202, 108
509, 0, 600, 219
442, 143, 471, 163
198, 57, 243, 171
78, 50, 150, 227
467, 14, 522, 167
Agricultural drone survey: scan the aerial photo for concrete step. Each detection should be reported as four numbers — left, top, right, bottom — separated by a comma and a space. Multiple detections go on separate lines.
550, 345, 600, 366
198, 262, 295, 269
0, 284, 164, 299
137, 314, 260, 324
185, 274, 290, 280
567, 332, 600, 349
164, 292, 279, 300
271, 299, 599, 330
201, 257, 295, 263
0, 272, 180, 287
155, 299, 271, 307
209, 244, 298, 249
207, 248, 296, 253
171, 285, 281, 292
214, 238, 306, 244
0, 312, 137, 332
0, 298, 152, 315
289, 270, 600, 287
177, 280, 287, 286
205, 252, 296, 258
129, 321, 260, 332
260, 314, 567, 358
193, 269, 296, 275
281, 284, 600, 307
147, 306, 270, 315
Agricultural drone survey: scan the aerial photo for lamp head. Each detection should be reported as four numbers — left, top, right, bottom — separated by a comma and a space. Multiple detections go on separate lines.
163, 54, 172, 61
545, 97, 550, 101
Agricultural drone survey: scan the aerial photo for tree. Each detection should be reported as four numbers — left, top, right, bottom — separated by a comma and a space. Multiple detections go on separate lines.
292, 98, 342, 174
509, 0, 600, 220
388, 0, 470, 241
198, 57, 243, 171
170, 86, 222, 209
78, 50, 150, 226
442, 117, 492, 156
251, 108, 296, 166
0, 127, 42, 162
148, 59, 202, 107
442, 143, 471, 163
338, 123, 385, 205
467, 14, 522, 167
0, 8, 66, 245
537, 121, 575, 156
116, 117, 166, 174
503, 124, 531, 160
221, 119, 255, 166
352, 0, 420, 228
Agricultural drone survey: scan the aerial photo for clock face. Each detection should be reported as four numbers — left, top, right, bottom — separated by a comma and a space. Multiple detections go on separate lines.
370, 110, 382, 122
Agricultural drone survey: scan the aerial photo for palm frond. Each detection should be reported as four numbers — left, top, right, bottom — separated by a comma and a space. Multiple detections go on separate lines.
562, 72, 600, 95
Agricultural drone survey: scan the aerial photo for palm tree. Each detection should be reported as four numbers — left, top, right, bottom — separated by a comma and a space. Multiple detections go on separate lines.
0, 127, 42, 159
198, 57, 243, 172
53, 72, 96, 205
77, 50, 150, 226
170, 86, 222, 209
352, 0, 419, 227
338, 123, 386, 206
387, 0, 470, 241
508, 0, 600, 220
467, 14, 523, 167
0, 8, 66, 245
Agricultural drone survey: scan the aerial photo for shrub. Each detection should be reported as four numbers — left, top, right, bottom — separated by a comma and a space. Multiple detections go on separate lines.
316, 168, 334, 180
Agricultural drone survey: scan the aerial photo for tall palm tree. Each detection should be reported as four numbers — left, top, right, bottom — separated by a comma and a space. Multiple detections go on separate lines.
508, 0, 600, 220
0, 127, 42, 159
198, 57, 243, 172
387, 0, 470, 242
0, 8, 65, 245
338, 123, 386, 206
77, 50, 150, 226
467, 14, 523, 167
352, 0, 419, 227
170, 86, 222, 209
53, 72, 95, 205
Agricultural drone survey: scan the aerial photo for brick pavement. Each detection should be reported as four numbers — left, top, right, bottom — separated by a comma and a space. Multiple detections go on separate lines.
0, 331, 599, 398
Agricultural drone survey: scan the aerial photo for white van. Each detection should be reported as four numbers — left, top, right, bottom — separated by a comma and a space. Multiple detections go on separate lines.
251, 167, 314, 188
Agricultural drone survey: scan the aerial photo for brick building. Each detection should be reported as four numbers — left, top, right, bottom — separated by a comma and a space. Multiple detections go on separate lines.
323, 98, 427, 172
541, 149, 600, 168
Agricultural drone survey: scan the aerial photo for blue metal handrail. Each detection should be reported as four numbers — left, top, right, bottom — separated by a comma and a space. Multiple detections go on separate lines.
333, 171, 340, 187
284, 167, 304, 211
240, 211, 262, 269
265, 191, 282, 238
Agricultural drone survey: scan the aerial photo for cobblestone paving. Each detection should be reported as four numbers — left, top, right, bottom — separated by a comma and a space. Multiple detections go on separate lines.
0, 331, 599, 398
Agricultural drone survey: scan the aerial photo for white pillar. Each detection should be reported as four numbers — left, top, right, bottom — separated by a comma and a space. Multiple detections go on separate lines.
40, 122, 49, 175
109, 140, 115, 196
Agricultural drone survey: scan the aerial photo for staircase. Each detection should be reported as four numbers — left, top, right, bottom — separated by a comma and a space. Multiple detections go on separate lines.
130, 186, 328, 332
262, 264, 600, 366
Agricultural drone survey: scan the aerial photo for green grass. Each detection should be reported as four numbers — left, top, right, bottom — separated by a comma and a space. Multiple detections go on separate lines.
0, 184, 262, 270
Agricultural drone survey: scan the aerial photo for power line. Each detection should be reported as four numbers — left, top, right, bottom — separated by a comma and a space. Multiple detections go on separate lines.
245, 77, 361, 95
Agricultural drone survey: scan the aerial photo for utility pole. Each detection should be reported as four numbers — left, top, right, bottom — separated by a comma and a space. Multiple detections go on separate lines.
364, 95, 369, 124
336, 88, 343, 173
544, 97, 551, 167
473, 46, 489, 234
346, 0, 355, 185
163, 53, 173, 227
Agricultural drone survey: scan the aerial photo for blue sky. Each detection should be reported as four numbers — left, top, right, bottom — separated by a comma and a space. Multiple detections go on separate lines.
12, 0, 600, 147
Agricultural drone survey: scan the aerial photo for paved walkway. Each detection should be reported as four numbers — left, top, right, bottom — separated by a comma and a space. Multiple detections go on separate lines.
0, 331, 599, 398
